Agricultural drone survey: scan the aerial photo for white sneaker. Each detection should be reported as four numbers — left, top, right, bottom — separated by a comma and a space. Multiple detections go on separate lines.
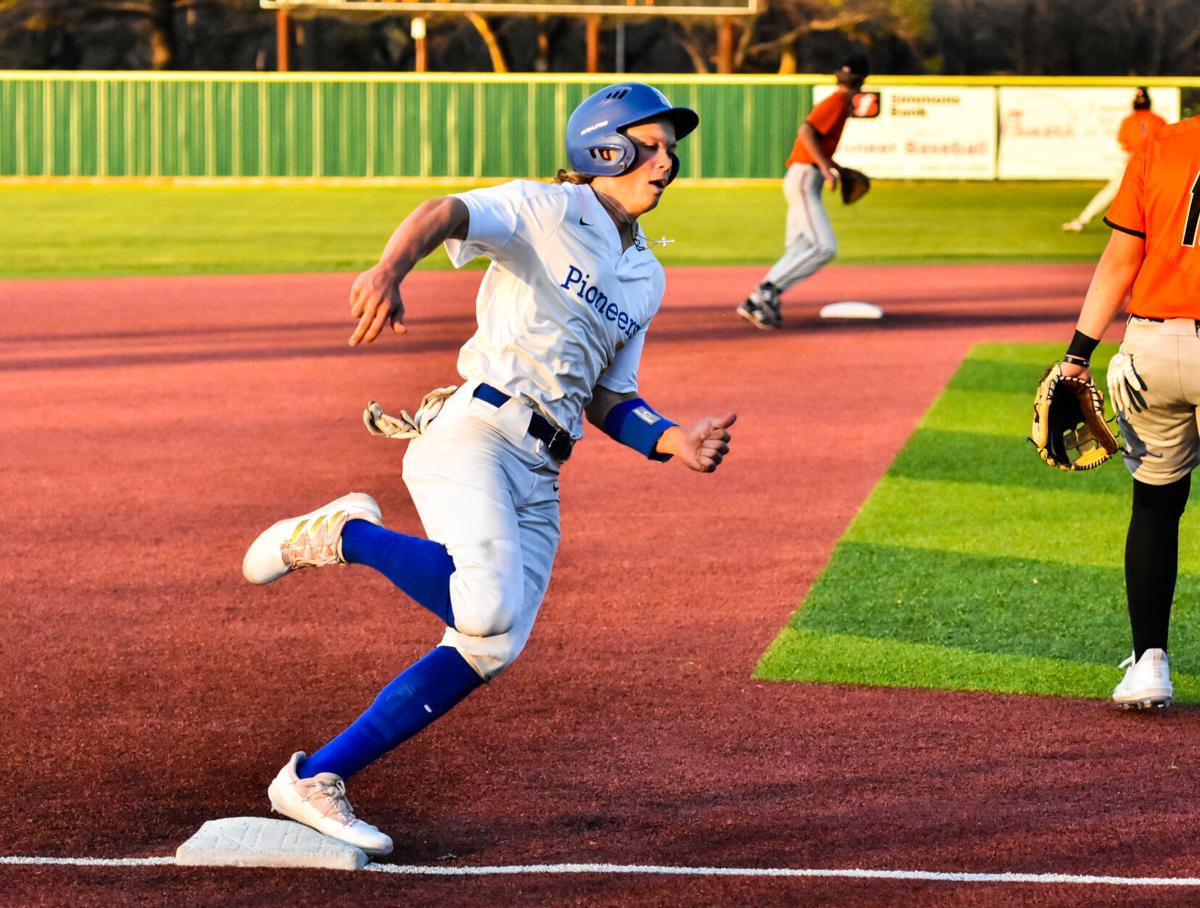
1061, 220, 1085, 233
1112, 648, 1173, 710
242, 492, 382, 584
267, 752, 394, 856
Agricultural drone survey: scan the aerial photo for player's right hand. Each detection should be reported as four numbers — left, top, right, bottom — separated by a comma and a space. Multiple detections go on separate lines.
823, 166, 840, 191
348, 264, 407, 346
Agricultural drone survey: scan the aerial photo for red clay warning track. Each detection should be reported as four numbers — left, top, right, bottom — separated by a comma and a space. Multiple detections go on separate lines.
4, 264, 1200, 906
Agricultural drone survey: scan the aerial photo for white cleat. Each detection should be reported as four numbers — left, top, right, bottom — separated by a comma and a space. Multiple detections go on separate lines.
1112, 648, 1173, 710
1061, 220, 1085, 233
242, 492, 382, 585
267, 752, 394, 857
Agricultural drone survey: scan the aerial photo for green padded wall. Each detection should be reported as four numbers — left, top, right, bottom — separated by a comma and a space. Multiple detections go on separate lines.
0, 73, 813, 180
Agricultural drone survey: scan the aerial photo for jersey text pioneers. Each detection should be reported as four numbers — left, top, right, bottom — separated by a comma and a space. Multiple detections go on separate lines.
560, 265, 644, 339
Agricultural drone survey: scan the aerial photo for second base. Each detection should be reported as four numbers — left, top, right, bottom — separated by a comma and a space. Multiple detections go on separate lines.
820, 301, 884, 319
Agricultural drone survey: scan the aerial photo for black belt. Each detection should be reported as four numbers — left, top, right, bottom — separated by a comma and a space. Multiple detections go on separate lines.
472, 383, 574, 462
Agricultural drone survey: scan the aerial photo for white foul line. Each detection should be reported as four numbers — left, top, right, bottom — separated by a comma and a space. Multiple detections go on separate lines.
0, 857, 175, 867
364, 864, 1200, 887
2, 856, 1200, 887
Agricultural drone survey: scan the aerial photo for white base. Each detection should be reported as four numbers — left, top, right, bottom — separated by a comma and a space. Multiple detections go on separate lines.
176, 817, 368, 870
820, 301, 884, 320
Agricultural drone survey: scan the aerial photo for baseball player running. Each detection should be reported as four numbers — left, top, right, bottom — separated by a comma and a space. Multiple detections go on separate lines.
738, 54, 869, 330
1059, 114, 1200, 710
241, 83, 736, 855
1062, 87, 1166, 233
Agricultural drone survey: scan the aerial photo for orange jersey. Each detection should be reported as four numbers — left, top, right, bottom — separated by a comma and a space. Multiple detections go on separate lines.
787, 91, 851, 167
1105, 117, 1200, 319
1117, 110, 1167, 155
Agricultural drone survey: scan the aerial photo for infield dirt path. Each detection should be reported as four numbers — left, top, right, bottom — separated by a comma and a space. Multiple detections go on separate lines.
4, 263, 1200, 906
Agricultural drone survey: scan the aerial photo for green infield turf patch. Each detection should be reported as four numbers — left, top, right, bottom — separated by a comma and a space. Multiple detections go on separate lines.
756, 342, 1200, 703
0, 181, 1109, 279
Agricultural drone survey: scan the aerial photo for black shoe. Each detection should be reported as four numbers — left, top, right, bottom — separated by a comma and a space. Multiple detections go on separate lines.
737, 295, 781, 330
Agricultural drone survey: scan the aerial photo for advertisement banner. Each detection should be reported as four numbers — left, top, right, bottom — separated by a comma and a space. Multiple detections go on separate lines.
813, 85, 996, 179
998, 87, 1181, 180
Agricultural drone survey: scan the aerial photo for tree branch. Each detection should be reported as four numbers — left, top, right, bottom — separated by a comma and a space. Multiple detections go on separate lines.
743, 12, 868, 58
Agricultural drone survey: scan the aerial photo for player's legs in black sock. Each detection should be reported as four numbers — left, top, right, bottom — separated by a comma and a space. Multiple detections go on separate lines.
1125, 474, 1191, 658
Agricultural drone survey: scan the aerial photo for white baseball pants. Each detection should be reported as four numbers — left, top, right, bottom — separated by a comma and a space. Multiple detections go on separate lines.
402, 382, 561, 681
1115, 317, 1200, 486
764, 163, 838, 293
1073, 167, 1125, 228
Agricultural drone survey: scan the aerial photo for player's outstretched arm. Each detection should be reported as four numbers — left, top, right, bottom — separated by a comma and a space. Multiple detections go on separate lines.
586, 386, 736, 474
348, 196, 469, 347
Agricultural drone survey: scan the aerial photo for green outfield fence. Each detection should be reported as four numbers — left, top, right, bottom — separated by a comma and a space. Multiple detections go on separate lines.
3, 72, 1198, 183
0, 72, 810, 181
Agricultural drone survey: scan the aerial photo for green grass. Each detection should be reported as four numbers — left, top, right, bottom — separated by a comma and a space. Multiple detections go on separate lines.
0, 181, 1112, 279
756, 343, 1200, 703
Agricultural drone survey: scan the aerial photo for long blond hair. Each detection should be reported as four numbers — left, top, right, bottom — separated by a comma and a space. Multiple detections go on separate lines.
553, 169, 594, 185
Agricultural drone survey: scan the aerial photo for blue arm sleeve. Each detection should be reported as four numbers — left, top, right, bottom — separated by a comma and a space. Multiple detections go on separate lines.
602, 398, 677, 462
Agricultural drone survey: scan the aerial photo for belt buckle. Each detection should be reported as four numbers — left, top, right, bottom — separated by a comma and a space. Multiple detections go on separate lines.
546, 428, 573, 462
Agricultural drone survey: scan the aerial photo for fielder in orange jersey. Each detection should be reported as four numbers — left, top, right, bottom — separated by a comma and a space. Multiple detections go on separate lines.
737, 54, 869, 330
1062, 86, 1167, 233
1059, 115, 1200, 709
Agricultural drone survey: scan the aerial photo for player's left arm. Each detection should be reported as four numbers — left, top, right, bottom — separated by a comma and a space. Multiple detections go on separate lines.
585, 386, 736, 474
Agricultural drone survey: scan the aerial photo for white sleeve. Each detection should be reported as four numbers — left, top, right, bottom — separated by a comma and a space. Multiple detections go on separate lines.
443, 182, 525, 268
596, 328, 648, 394
598, 269, 664, 393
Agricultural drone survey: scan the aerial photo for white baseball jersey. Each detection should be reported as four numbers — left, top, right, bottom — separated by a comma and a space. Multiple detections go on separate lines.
446, 179, 666, 438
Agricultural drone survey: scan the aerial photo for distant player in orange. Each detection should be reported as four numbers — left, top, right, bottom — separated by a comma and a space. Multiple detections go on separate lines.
1062, 87, 1166, 233
1059, 114, 1200, 710
738, 55, 869, 330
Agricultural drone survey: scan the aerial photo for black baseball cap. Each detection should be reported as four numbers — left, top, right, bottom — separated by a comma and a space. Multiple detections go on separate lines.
1133, 86, 1151, 109
839, 54, 870, 77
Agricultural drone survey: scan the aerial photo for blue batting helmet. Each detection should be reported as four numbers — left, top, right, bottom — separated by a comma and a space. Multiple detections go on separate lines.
565, 83, 699, 182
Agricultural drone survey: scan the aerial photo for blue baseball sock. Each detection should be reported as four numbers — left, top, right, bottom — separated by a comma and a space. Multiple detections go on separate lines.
341, 519, 456, 626
299, 646, 483, 780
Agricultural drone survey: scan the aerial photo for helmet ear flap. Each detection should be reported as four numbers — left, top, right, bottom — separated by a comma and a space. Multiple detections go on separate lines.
667, 152, 681, 184
580, 133, 637, 176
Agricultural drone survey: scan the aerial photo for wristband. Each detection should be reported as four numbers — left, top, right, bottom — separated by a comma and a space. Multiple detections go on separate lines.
1065, 329, 1099, 364
602, 398, 676, 461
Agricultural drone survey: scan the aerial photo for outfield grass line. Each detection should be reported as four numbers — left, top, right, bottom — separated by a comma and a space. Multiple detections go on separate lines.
4, 854, 1200, 886
0, 183, 1113, 278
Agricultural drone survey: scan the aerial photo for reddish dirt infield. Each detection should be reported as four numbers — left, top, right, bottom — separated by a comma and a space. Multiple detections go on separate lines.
4, 263, 1200, 906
